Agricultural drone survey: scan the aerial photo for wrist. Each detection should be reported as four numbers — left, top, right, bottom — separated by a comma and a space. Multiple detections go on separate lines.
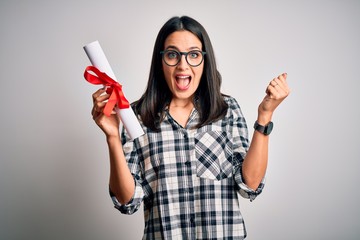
257, 111, 273, 125
106, 134, 121, 145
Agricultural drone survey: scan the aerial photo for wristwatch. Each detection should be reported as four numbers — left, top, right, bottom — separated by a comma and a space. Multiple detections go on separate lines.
254, 121, 273, 135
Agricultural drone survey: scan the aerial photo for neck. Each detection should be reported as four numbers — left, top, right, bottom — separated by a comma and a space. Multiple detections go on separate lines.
168, 97, 194, 128
169, 97, 194, 109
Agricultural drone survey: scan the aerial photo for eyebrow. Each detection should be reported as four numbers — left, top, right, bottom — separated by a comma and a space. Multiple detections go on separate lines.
165, 45, 201, 51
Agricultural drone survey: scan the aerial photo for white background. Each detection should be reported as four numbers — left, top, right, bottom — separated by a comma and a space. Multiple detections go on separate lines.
1, 0, 359, 239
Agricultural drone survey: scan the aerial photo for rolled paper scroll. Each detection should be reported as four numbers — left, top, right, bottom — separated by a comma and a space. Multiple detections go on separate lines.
83, 41, 144, 140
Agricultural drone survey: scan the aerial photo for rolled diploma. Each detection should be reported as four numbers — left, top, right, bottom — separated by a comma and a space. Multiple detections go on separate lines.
83, 40, 144, 140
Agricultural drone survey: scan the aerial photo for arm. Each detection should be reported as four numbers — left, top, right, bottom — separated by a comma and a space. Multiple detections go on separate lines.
92, 88, 135, 204
242, 73, 290, 190
107, 136, 135, 204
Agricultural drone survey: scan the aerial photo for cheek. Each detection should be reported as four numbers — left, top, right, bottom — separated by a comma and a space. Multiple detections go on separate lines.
162, 65, 172, 84
195, 66, 204, 81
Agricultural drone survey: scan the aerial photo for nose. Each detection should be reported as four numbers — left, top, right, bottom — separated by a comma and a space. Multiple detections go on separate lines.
177, 54, 188, 69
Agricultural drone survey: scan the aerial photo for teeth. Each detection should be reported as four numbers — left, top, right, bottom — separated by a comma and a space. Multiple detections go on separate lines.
177, 75, 190, 79
175, 76, 191, 89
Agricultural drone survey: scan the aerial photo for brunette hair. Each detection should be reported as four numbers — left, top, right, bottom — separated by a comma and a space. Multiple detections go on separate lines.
134, 16, 228, 131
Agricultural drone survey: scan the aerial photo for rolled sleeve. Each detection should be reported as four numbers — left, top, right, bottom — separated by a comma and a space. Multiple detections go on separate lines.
109, 178, 144, 215
236, 173, 265, 201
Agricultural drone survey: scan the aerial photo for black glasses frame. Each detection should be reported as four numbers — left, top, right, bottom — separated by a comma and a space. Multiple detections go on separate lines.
160, 50, 207, 67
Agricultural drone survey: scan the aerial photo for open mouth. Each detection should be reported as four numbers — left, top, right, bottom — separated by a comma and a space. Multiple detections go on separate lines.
175, 75, 191, 90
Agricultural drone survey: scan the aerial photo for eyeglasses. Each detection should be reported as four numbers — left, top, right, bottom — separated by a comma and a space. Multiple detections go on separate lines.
160, 50, 206, 67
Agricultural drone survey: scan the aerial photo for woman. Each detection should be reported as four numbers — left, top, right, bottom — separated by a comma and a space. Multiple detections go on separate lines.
91, 16, 290, 239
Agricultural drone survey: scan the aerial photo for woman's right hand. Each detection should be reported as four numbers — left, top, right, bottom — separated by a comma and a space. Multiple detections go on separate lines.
92, 88, 120, 138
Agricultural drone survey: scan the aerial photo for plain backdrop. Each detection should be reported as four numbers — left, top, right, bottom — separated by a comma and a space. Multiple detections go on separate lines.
1, 0, 360, 239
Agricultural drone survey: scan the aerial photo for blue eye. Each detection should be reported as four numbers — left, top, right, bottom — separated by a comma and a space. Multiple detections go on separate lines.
188, 51, 200, 59
166, 51, 179, 59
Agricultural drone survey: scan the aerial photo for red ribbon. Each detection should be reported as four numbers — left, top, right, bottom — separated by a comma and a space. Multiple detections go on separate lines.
84, 66, 130, 116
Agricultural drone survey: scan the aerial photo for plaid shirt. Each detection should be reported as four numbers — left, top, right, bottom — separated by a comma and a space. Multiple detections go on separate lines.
110, 96, 265, 239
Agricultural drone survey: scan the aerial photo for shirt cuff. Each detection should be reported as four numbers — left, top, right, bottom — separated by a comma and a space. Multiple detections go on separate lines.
109, 180, 144, 215
238, 177, 266, 202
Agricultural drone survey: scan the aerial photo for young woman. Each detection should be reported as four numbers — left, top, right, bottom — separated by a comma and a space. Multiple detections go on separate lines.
91, 16, 290, 239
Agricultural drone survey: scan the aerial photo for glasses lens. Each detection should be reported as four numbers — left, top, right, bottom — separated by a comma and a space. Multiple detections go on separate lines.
186, 50, 204, 67
163, 50, 180, 66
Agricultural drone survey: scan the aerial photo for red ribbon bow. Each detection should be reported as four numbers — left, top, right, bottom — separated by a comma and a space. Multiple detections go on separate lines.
84, 66, 130, 116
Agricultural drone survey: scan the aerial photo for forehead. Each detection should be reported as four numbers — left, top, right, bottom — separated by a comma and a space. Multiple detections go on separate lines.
164, 30, 202, 50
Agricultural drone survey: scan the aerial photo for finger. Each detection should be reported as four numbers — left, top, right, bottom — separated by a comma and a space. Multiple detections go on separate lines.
94, 101, 107, 113
272, 73, 288, 93
270, 78, 278, 87
277, 73, 287, 82
277, 73, 288, 86
267, 84, 286, 100
92, 107, 101, 120
277, 73, 291, 95
92, 88, 106, 103
91, 101, 107, 121
273, 81, 285, 93
268, 78, 283, 97
266, 84, 275, 97
93, 111, 104, 124
95, 93, 111, 103
93, 93, 111, 114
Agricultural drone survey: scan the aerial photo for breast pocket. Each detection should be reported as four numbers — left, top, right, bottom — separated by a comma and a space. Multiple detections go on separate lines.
195, 131, 233, 180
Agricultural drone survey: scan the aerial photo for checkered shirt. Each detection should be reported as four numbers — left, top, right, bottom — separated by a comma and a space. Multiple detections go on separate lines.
110, 96, 265, 239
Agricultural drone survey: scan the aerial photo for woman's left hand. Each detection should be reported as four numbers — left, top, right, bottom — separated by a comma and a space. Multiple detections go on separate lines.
258, 73, 290, 120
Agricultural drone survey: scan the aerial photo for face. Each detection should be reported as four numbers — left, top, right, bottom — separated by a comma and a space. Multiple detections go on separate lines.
162, 30, 204, 103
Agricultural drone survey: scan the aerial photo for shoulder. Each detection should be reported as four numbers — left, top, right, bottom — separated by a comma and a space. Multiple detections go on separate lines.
223, 95, 241, 112
223, 95, 245, 119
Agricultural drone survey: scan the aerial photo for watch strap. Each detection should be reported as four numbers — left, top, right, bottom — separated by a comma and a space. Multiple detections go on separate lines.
254, 121, 273, 135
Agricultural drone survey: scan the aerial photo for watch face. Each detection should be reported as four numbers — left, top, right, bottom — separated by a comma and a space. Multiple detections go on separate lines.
254, 121, 274, 135
265, 122, 274, 135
